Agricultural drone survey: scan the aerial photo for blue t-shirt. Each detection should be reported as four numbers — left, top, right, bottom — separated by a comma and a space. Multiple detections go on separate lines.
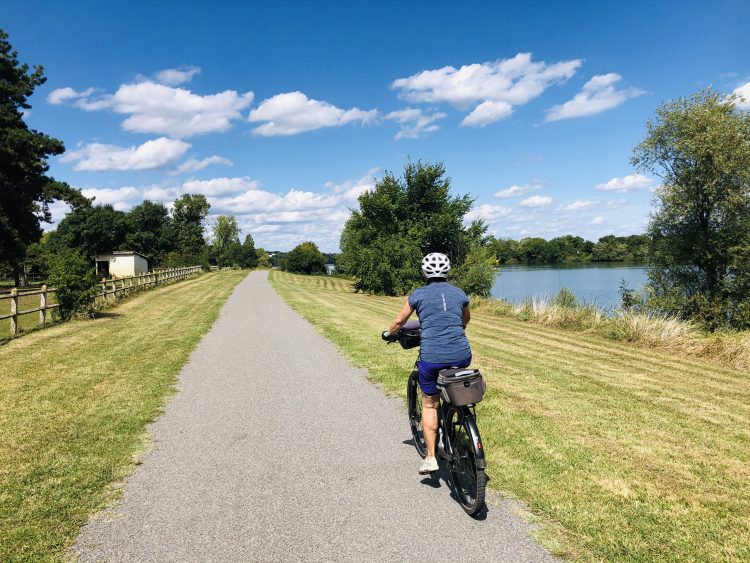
408, 281, 471, 363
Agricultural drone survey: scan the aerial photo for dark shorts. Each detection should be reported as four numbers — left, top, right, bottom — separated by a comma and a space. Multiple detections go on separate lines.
417, 356, 472, 395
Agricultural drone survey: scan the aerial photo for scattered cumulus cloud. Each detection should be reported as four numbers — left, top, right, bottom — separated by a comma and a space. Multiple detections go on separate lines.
464, 203, 512, 222
79, 187, 142, 211
324, 167, 380, 199
595, 173, 654, 193
384, 108, 446, 139
248, 91, 377, 136
734, 81, 750, 110
561, 199, 598, 211
460, 100, 513, 127
47, 86, 97, 105
606, 199, 627, 208
391, 53, 582, 126
494, 183, 540, 199
182, 177, 260, 197
60, 137, 191, 171
520, 195, 553, 207
155, 66, 201, 86
172, 155, 233, 175
590, 216, 605, 225
545, 73, 644, 122
49, 80, 254, 137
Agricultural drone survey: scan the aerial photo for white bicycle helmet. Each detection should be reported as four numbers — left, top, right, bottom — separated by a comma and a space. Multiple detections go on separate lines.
420, 252, 451, 279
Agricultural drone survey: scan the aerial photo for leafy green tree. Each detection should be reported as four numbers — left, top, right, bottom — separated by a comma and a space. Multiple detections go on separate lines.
172, 194, 210, 257
452, 244, 498, 297
47, 249, 99, 320
338, 162, 486, 294
282, 241, 327, 275
48, 205, 130, 259
0, 29, 89, 286
488, 237, 519, 264
212, 215, 240, 254
255, 247, 271, 268
632, 88, 750, 329
240, 234, 258, 268
516, 237, 549, 264
125, 200, 175, 266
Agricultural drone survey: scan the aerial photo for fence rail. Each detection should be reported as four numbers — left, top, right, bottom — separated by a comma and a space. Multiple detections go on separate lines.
1, 266, 201, 337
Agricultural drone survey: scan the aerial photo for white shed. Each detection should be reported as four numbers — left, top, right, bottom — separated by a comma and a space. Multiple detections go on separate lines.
95, 251, 149, 278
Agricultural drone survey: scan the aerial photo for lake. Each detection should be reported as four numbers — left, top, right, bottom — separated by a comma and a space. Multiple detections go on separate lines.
490, 263, 648, 310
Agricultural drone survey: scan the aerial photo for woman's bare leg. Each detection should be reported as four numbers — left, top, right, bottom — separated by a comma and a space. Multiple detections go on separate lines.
422, 393, 440, 459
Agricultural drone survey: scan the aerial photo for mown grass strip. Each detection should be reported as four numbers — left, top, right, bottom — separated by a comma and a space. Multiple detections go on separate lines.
270, 270, 750, 562
0, 270, 247, 562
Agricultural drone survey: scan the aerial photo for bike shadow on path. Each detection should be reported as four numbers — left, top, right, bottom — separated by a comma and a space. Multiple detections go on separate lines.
402, 438, 489, 521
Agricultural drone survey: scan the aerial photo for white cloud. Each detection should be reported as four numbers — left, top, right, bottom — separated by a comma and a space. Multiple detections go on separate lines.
733, 82, 750, 110
590, 216, 605, 225
60, 137, 191, 171
561, 199, 598, 211
520, 195, 553, 207
155, 66, 201, 86
460, 100, 513, 127
464, 203, 512, 222
182, 177, 260, 197
47, 86, 96, 105
392, 53, 581, 109
595, 174, 654, 193
545, 73, 643, 122
391, 53, 581, 126
79, 187, 142, 210
494, 183, 539, 199
248, 91, 377, 136
606, 199, 627, 208
384, 108, 446, 139
324, 168, 380, 199
52, 80, 254, 137
172, 155, 233, 175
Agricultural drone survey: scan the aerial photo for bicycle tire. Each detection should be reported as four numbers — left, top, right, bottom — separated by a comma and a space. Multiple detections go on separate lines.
407, 370, 427, 458
446, 406, 486, 515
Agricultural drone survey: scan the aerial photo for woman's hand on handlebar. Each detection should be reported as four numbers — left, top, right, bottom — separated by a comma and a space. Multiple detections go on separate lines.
382, 330, 398, 342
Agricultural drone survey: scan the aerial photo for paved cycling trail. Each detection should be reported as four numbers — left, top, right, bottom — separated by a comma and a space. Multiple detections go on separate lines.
74, 271, 556, 562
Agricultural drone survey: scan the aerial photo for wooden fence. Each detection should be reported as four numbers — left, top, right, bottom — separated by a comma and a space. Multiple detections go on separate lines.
1, 266, 202, 337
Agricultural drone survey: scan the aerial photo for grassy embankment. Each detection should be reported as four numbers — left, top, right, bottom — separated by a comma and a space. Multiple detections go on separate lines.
270, 270, 750, 562
0, 270, 247, 562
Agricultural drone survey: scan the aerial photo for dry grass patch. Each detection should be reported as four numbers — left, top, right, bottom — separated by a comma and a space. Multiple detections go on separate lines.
270, 270, 750, 562
0, 271, 247, 562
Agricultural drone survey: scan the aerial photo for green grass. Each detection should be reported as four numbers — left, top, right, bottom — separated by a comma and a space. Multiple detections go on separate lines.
0, 270, 247, 562
269, 271, 750, 562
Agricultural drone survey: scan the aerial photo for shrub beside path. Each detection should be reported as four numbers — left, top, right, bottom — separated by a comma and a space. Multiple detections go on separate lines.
74, 270, 555, 562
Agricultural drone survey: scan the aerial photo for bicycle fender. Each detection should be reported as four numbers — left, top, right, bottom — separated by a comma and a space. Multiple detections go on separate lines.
465, 415, 486, 469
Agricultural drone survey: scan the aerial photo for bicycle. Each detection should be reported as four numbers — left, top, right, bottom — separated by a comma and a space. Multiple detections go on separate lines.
383, 320, 487, 515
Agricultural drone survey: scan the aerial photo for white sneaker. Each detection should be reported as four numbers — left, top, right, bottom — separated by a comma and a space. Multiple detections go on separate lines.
419, 456, 439, 475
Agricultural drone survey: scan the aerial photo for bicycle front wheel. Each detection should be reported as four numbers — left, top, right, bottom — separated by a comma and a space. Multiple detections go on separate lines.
407, 370, 427, 458
446, 406, 486, 515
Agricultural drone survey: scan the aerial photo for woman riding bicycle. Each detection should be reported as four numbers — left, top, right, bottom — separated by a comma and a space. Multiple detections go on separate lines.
384, 252, 471, 475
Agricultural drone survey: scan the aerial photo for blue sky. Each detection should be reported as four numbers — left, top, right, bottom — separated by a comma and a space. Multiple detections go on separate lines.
4, 0, 749, 251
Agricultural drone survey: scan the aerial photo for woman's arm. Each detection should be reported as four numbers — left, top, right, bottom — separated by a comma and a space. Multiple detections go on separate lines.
462, 306, 471, 328
387, 298, 414, 335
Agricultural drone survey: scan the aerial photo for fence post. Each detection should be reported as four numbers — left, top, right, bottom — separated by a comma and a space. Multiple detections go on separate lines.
9, 288, 18, 336
39, 285, 48, 326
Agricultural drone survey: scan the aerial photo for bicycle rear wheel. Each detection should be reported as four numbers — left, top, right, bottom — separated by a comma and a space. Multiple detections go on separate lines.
446, 406, 486, 515
407, 370, 427, 458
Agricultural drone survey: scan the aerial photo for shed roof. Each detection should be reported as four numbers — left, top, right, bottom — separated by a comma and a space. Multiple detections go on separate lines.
96, 251, 149, 260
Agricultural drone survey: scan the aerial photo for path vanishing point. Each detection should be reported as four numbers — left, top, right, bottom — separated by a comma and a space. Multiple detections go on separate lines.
74, 271, 556, 562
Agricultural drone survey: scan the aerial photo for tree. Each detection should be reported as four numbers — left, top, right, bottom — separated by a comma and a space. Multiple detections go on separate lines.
452, 244, 498, 297
632, 88, 750, 329
0, 29, 89, 286
240, 234, 258, 268
125, 200, 175, 266
338, 162, 486, 294
172, 194, 210, 257
255, 247, 271, 268
48, 205, 131, 259
47, 249, 99, 320
282, 241, 327, 275
516, 237, 549, 264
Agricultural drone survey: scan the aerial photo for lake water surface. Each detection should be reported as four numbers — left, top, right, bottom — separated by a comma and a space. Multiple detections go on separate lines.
490, 263, 648, 310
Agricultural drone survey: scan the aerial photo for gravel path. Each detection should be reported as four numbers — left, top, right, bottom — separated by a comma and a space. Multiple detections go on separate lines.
74, 271, 556, 562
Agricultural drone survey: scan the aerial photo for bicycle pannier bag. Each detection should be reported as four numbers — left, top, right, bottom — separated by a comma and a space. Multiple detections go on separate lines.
437, 368, 485, 406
